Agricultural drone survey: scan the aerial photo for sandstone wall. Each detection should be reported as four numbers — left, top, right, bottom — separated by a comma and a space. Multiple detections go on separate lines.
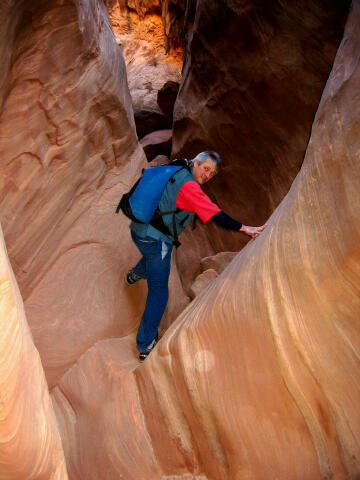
0, 0, 143, 390
0, 0, 188, 387
172, 0, 352, 290
0, 0, 138, 297
0, 225, 68, 479
1, 0, 359, 478
106, 0, 182, 114
52, 2, 360, 478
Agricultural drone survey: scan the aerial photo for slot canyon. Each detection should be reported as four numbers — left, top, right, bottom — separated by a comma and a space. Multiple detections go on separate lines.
0, 0, 359, 479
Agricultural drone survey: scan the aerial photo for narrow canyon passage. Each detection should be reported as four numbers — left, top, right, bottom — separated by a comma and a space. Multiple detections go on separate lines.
0, 1, 359, 479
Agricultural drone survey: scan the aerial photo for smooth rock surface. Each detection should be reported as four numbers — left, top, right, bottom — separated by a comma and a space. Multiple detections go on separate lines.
52, 3, 360, 478
0, 0, 141, 388
173, 0, 352, 288
0, 0, 188, 392
189, 268, 218, 299
0, 226, 68, 479
150, 154, 170, 166
200, 251, 238, 275
157, 80, 180, 119
140, 128, 173, 161
188, 250, 238, 302
134, 107, 171, 139
1, 1, 359, 479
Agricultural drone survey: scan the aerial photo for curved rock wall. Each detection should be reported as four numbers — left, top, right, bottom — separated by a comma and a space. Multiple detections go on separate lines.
0, 0, 188, 391
106, 0, 182, 114
1, 0, 359, 478
0, 0, 148, 389
0, 226, 68, 479
52, 2, 360, 478
144, 5, 360, 475
172, 0, 351, 290
0, 0, 138, 298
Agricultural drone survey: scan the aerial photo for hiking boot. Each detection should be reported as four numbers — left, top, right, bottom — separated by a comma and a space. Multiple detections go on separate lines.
125, 269, 143, 285
139, 351, 150, 362
139, 335, 158, 362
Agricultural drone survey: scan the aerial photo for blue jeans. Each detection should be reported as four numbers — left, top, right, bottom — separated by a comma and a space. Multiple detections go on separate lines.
130, 230, 173, 352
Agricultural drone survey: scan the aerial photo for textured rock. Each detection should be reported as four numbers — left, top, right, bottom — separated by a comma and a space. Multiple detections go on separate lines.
0, 0, 136, 296
200, 251, 238, 275
106, 0, 182, 113
173, 0, 351, 286
134, 107, 171, 139
0, 0, 141, 388
0, 226, 68, 479
140, 128, 172, 160
150, 154, 170, 166
0, 0, 188, 392
161, 0, 186, 52
189, 268, 218, 299
0, 2, 18, 112
188, 251, 238, 302
157, 80, 180, 119
52, 3, 360, 478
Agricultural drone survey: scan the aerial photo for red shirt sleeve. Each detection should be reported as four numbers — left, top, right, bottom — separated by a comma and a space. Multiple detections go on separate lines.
176, 181, 221, 223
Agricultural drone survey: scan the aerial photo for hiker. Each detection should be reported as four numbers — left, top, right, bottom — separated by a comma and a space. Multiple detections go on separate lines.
125, 151, 266, 361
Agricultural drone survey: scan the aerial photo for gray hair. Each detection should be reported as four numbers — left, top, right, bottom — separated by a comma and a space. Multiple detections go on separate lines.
192, 151, 221, 168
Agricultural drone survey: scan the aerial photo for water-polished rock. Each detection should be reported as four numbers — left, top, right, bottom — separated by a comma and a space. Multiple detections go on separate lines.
157, 80, 180, 120
1, 0, 359, 479
172, 0, 351, 286
140, 128, 172, 161
134, 107, 171, 139
189, 268, 218, 299
0, 0, 188, 392
53, 4, 360, 478
0, 226, 68, 479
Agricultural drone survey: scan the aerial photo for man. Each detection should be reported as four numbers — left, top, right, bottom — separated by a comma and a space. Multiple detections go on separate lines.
126, 151, 266, 361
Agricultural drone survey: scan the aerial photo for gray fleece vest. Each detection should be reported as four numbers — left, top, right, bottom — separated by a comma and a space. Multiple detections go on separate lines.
130, 167, 195, 244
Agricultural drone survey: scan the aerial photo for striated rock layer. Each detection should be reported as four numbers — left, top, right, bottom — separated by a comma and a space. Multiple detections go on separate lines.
0, 0, 188, 392
0, 0, 139, 389
106, 0, 182, 115
53, 3, 360, 479
173, 0, 352, 290
140, 128, 172, 160
0, 0, 137, 298
1, 0, 359, 478
0, 225, 68, 479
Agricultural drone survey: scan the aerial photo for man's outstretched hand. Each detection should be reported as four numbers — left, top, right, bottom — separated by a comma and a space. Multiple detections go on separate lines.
240, 224, 267, 239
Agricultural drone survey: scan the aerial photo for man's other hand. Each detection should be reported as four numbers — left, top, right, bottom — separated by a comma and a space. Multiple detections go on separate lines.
240, 224, 267, 238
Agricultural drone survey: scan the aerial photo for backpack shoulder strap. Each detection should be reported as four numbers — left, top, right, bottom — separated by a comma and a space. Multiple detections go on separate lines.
169, 158, 192, 174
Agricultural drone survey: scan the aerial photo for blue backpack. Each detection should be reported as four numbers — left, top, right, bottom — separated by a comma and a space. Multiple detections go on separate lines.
115, 159, 193, 245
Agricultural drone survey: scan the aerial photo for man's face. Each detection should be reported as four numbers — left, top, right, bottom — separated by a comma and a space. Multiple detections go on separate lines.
193, 158, 218, 185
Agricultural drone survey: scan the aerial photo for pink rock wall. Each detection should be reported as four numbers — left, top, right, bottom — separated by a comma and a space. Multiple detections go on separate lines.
0, 0, 144, 389
0, 0, 137, 297
0, 0, 187, 389
0, 0, 359, 478
0, 226, 68, 479
172, 0, 352, 290
52, 2, 360, 479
